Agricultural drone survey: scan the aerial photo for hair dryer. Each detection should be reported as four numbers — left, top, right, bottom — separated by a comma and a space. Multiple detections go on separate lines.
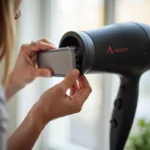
59, 22, 150, 150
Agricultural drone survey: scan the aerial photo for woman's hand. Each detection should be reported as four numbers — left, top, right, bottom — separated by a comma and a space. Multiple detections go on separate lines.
7, 69, 92, 150
31, 69, 92, 127
11, 39, 55, 86
5, 39, 55, 99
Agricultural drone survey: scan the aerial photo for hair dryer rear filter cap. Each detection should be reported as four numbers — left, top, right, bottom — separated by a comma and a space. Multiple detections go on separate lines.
59, 31, 95, 75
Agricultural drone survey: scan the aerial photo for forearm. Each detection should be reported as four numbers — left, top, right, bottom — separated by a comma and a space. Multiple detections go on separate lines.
5, 74, 24, 100
7, 109, 45, 150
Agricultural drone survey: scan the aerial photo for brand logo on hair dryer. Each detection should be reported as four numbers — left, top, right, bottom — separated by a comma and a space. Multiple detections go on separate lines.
107, 46, 128, 54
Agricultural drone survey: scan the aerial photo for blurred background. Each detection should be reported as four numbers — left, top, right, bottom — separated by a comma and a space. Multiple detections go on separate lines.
6, 0, 150, 150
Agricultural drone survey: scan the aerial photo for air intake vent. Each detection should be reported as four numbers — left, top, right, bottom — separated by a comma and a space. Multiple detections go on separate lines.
59, 36, 83, 73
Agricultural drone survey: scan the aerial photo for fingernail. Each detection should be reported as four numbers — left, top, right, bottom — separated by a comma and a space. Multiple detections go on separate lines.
47, 72, 51, 77
49, 44, 56, 49
71, 69, 79, 77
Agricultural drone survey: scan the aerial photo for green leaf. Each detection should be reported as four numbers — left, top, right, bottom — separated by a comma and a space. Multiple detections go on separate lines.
138, 119, 145, 127
125, 119, 150, 150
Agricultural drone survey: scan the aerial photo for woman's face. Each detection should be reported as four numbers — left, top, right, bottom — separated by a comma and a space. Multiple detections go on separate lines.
0, 0, 22, 61
15, 0, 22, 19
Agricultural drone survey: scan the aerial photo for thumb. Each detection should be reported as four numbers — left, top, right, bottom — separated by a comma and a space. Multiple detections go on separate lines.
59, 69, 80, 92
34, 68, 52, 78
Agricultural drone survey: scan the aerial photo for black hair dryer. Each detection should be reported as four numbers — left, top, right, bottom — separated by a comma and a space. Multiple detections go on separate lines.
59, 22, 150, 150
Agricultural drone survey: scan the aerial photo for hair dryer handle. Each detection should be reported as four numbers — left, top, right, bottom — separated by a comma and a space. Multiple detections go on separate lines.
110, 75, 140, 150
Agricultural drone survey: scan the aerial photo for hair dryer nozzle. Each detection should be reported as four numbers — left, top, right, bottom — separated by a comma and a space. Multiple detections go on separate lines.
59, 31, 95, 75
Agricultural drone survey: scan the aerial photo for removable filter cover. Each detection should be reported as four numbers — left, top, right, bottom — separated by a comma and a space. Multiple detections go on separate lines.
37, 47, 76, 77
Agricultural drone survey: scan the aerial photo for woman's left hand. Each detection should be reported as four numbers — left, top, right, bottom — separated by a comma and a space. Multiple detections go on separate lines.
6, 39, 56, 99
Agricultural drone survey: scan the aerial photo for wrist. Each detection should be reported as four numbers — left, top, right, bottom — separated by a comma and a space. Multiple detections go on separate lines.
9, 71, 25, 89
5, 73, 24, 99
28, 102, 48, 130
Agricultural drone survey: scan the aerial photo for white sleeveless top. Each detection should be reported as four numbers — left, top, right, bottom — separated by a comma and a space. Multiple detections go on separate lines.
0, 85, 8, 150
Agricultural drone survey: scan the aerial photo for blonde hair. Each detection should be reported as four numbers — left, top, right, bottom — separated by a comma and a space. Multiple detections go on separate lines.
0, 0, 16, 86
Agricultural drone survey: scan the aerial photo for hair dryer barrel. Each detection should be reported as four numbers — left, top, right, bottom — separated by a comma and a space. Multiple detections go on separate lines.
59, 22, 150, 76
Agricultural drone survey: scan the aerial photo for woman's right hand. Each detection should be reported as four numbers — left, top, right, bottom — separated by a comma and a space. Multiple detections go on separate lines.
30, 69, 92, 127
7, 69, 91, 150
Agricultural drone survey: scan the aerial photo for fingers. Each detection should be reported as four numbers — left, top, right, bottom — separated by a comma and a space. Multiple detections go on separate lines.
37, 38, 55, 47
21, 41, 55, 52
70, 80, 79, 96
35, 39, 56, 50
78, 75, 92, 99
21, 38, 56, 53
33, 41, 55, 51
71, 75, 92, 107
33, 68, 53, 78
78, 75, 90, 89
59, 69, 80, 92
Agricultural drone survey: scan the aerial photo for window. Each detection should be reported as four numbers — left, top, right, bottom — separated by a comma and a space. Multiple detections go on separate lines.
42, 1, 106, 150
15, 0, 150, 150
